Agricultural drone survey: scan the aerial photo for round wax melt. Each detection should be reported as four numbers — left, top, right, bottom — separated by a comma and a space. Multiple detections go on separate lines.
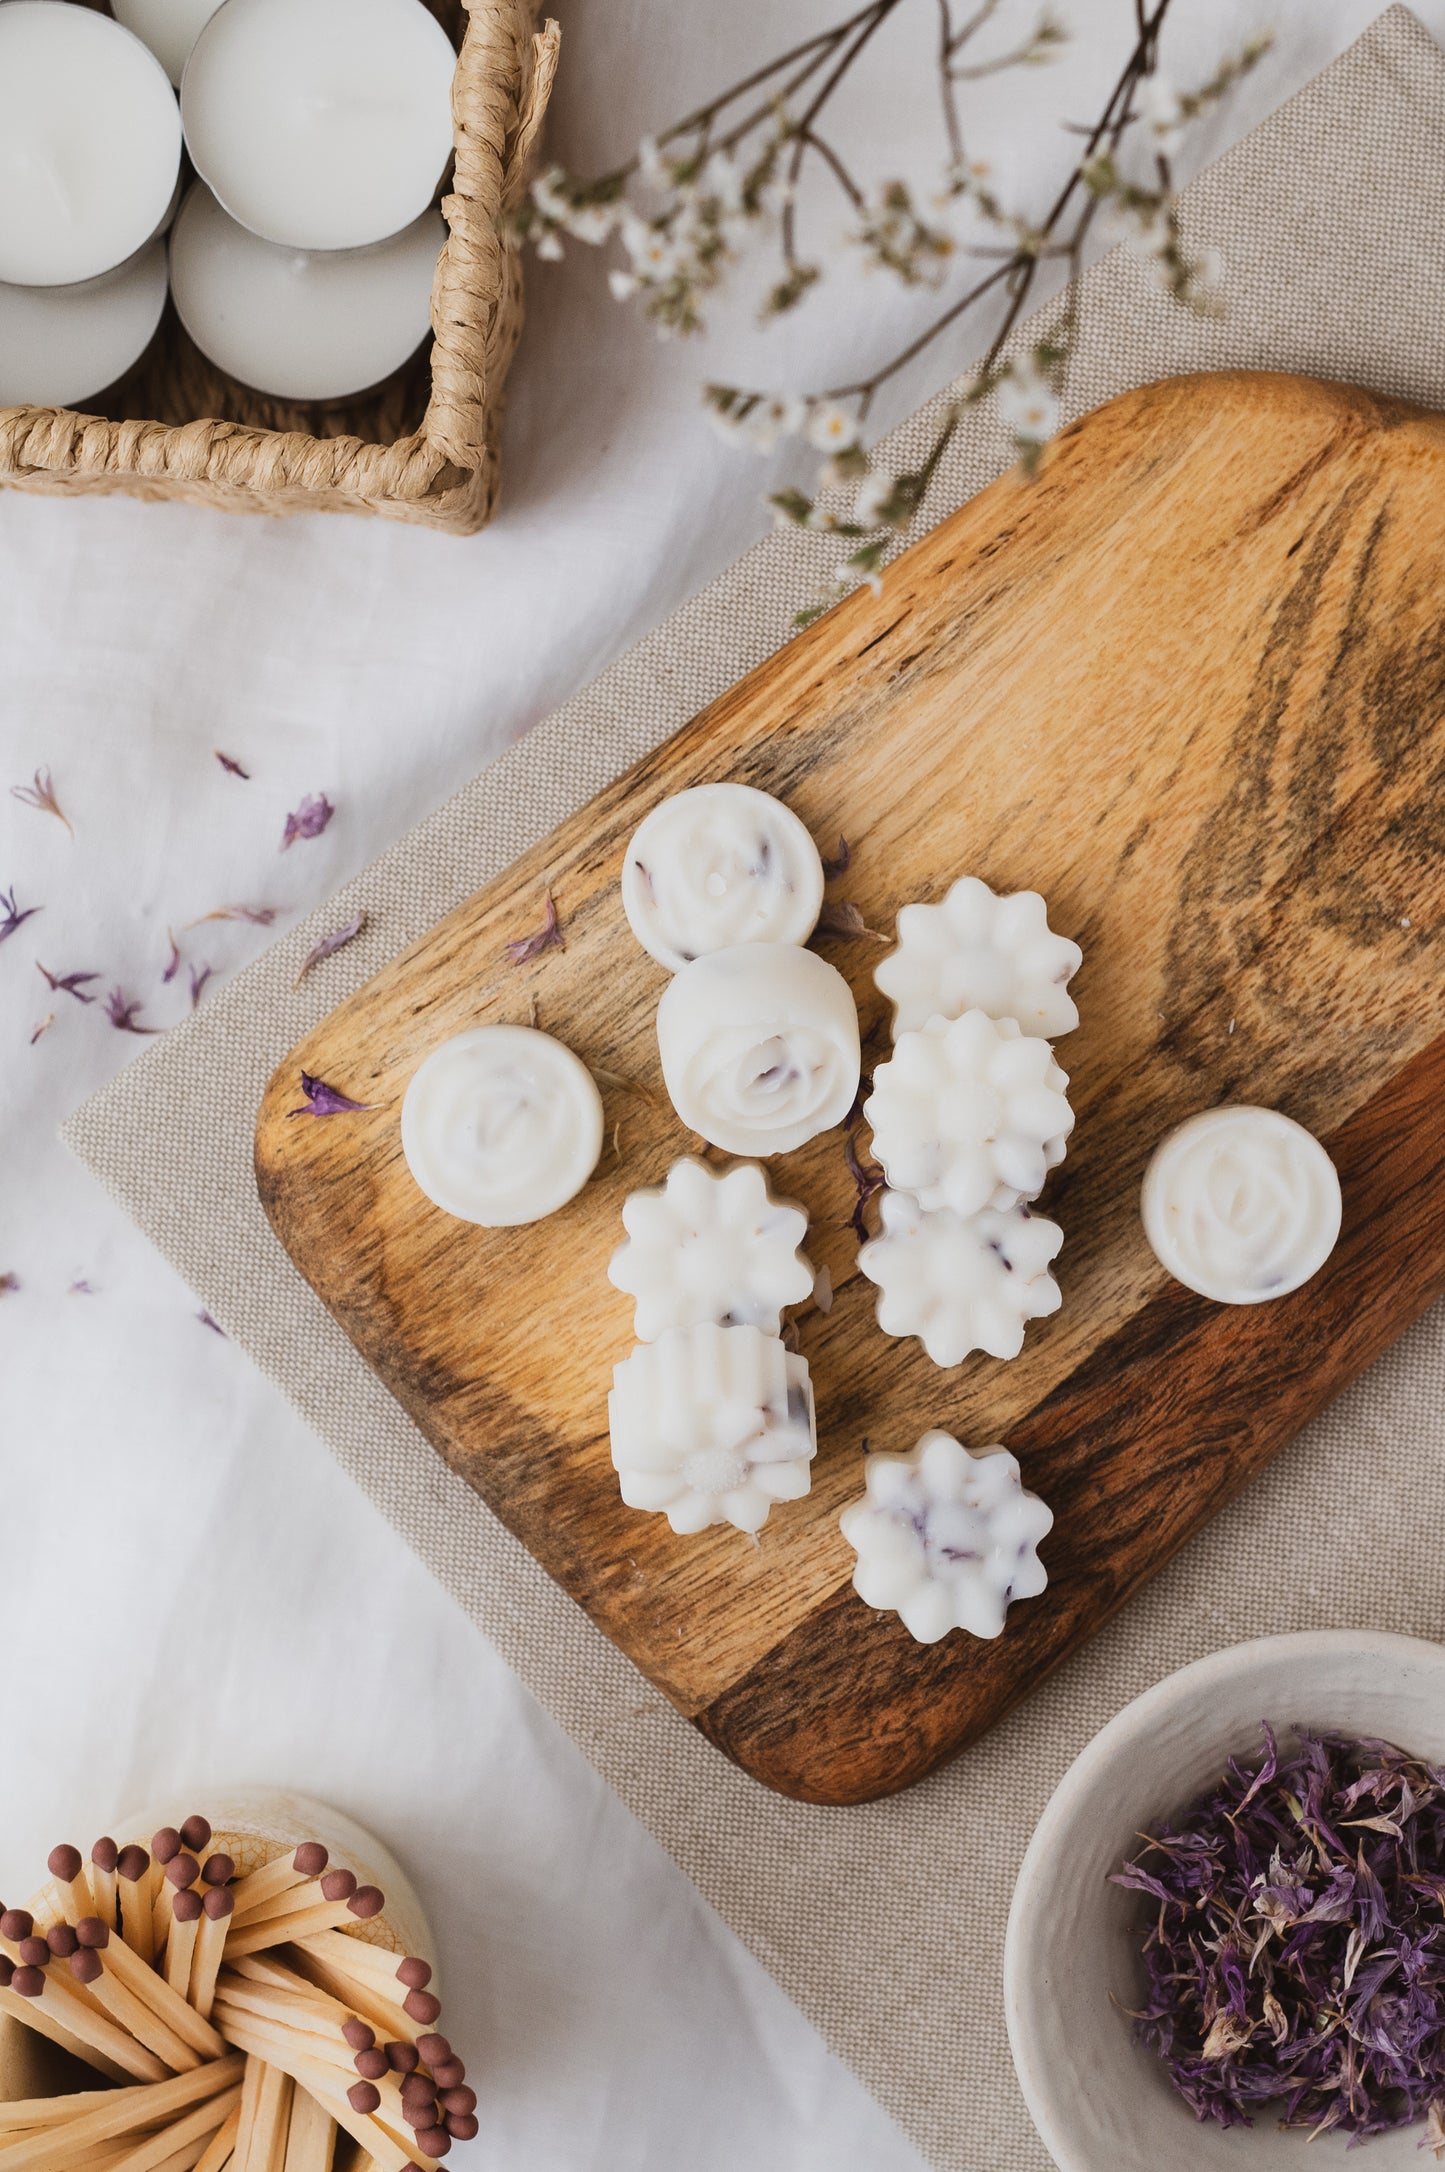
656, 942, 860, 1157
621, 784, 825, 971
1140, 1105, 1341, 1304
181, 0, 457, 251
0, 244, 167, 408
401, 1025, 603, 1227
0, 5, 182, 288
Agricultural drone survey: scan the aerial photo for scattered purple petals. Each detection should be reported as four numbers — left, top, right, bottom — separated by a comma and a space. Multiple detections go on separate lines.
815, 900, 886, 942
197, 1309, 226, 1336
0, 887, 40, 943
188, 963, 214, 1010
10, 767, 71, 835
162, 930, 182, 984
0, 1273, 18, 1296
281, 793, 335, 852
104, 989, 160, 1035
506, 888, 564, 964
30, 1013, 54, 1045
287, 1071, 377, 1118
844, 1127, 884, 1241
37, 962, 98, 1004
214, 751, 250, 780
187, 905, 278, 928
821, 836, 851, 879
67, 1279, 95, 1296
1113, 1726, 1445, 2141
293, 912, 367, 990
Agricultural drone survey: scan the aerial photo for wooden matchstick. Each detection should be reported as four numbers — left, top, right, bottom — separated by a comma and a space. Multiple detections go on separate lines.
191, 2105, 242, 2172
45, 1845, 94, 1926
224, 1888, 384, 1965
227, 1846, 328, 1928
89, 1838, 121, 1931
75, 1916, 227, 2062
0, 1955, 132, 2084
289, 1940, 439, 2034
0, 2080, 120, 2132
68, 1942, 199, 2072
8, 1952, 170, 2083
189, 1888, 235, 2023
0, 2053, 243, 2171
228, 1870, 367, 1936
164, 1888, 204, 1998
280, 2085, 335, 2172
234, 2056, 293, 2172
116, 1846, 157, 1966
103, 2079, 244, 2172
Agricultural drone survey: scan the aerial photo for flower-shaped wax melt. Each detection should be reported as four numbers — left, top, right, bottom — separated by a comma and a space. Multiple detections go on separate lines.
840, 1431, 1053, 1642
874, 874, 1082, 1039
1141, 1105, 1342, 1304
401, 1024, 604, 1226
864, 1011, 1072, 1216
657, 942, 860, 1157
622, 783, 825, 972
609, 1157, 814, 1339
609, 1321, 817, 1534
858, 1192, 1063, 1365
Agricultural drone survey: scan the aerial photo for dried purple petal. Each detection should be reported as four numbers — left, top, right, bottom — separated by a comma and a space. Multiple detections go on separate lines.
37, 963, 98, 1004
30, 1013, 54, 1045
821, 836, 851, 879
187, 905, 278, 928
293, 912, 367, 990
506, 889, 564, 965
844, 1127, 884, 1241
67, 1280, 95, 1296
1113, 1727, 1445, 2141
0, 1273, 18, 1296
287, 1071, 377, 1118
814, 900, 886, 942
214, 751, 250, 779
10, 767, 71, 835
196, 1309, 226, 1335
104, 989, 159, 1035
281, 793, 335, 852
0, 887, 40, 944
188, 963, 214, 1010
162, 931, 182, 984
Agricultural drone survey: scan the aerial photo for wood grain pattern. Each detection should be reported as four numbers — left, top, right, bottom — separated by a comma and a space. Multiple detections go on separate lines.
255, 371, 1445, 1804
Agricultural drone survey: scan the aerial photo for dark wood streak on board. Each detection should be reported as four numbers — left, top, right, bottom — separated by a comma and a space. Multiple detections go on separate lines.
256, 371, 1445, 1804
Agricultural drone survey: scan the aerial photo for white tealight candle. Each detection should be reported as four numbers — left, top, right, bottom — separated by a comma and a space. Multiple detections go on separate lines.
0, 4, 182, 288
181, 0, 457, 251
621, 784, 825, 972
0, 244, 167, 409
1140, 1105, 1342, 1304
656, 943, 861, 1158
169, 184, 443, 402
113, 0, 224, 88
401, 1025, 604, 1227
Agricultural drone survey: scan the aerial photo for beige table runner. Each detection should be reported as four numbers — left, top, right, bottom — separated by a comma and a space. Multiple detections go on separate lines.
67, 14, 1445, 2165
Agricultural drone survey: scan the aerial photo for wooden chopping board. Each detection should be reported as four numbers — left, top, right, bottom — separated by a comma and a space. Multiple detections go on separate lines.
256, 370, 1445, 1807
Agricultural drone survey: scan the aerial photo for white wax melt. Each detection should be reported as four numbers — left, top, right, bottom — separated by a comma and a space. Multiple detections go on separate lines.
621, 784, 825, 972
0, 244, 168, 408
401, 1025, 603, 1226
864, 1011, 1072, 1216
181, 0, 456, 252
0, 4, 182, 288
840, 1431, 1052, 1643
1140, 1105, 1342, 1304
858, 1193, 1062, 1366
875, 875, 1081, 1040
657, 943, 860, 1157
609, 1322, 817, 1534
609, 1158, 813, 1340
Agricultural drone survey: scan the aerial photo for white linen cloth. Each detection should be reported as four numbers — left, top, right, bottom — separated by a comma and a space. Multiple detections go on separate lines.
0, 5, 1437, 2166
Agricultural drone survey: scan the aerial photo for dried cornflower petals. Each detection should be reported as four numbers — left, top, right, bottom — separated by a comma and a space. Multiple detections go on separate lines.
29, 1014, 53, 1045
293, 913, 367, 989
197, 1309, 225, 1335
844, 1127, 884, 1241
104, 989, 160, 1035
187, 905, 278, 928
814, 900, 886, 942
1113, 1727, 1445, 2142
37, 963, 98, 1003
281, 793, 335, 851
821, 837, 851, 879
162, 931, 182, 984
506, 889, 564, 964
189, 963, 214, 1010
10, 767, 71, 834
0, 887, 39, 943
0, 1273, 18, 1295
67, 1280, 95, 1296
214, 751, 250, 779
287, 1071, 376, 1118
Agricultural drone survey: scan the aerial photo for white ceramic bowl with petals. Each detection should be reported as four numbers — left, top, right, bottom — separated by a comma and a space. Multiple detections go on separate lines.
1004, 1631, 1445, 2172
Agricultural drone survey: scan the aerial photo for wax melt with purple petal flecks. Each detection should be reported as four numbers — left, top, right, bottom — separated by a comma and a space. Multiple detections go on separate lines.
1112, 1726, 1445, 2147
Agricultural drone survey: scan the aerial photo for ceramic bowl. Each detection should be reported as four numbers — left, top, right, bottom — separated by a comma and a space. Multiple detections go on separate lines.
1004, 1631, 1445, 2171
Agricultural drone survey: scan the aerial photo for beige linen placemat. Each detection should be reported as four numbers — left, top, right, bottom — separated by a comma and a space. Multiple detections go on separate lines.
67, 13, 1445, 2166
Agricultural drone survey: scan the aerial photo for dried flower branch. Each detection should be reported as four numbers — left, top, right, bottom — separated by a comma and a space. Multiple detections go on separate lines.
36, 963, 98, 1004
506, 889, 565, 964
0, 887, 40, 944
214, 751, 250, 779
10, 767, 72, 835
281, 793, 335, 851
287, 1071, 377, 1118
293, 913, 367, 989
104, 989, 160, 1034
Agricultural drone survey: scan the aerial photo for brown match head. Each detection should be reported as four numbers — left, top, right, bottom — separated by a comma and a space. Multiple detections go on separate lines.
11, 1966, 44, 1998
354, 2047, 389, 2082
45, 1924, 78, 1958
340, 2017, 375, 2052
396, 1955, 432, 1990
319, 1868, 357, 1904
201, 1853, 234, 1887
385, 2039, 419, 2073
405, 1989, 443, 2028
0, 1909, 34, 1942
179, 1815, 211, 1853
17, 1938, 49, 1968
346, 2081, 381, 2117
447, 2115, 480, 2143
171, 1889, 203, 1925
202, 1887, 234, 1922
115, 1845, 149, 1883
416, 2033, 450, 2067
400, 2074, 436, 2107
403, 2098, 438, 2132
47, 1845, 83, 1884
440, 2086, 477, 2118
292, 1842, 328, 1876
431, 2059, 465, 2091
415, 2128, 451, 2160
165, 1853, 200, 1890
348, 1885, 384, 1920
151, 1827, 181, 1865
75, 1918, 109, 1950
91, 1837, 119, 1873
69, 1949, 103, 1987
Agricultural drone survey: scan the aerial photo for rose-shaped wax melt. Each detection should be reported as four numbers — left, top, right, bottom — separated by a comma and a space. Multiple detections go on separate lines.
401, 1025, 604, 1226
840, 1431, 1052, 1642
1141, 1105, 1342, 1303
609, 1321, 817, 1534
874, 874, 1082, 1039
864, 1011, 1072, 1215
609, 1157, 814, 1339
858, 1193, 1063, 1365
657, 943, 861, 1157
621, 783, 825, 972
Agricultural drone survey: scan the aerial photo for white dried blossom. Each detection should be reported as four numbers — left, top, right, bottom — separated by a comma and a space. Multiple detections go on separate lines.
864, 1011, 1073, 1216
609, 268, 641, 300
805, 401, 861, 453
853, 469, 899, 526
996, 363, 1060, 441
858, 1192, 1063, 1367
1137, 72, 1186, 156
744, 394, 807, 452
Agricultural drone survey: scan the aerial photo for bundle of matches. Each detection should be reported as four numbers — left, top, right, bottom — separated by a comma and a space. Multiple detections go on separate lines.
0, 1821, 471, 2170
